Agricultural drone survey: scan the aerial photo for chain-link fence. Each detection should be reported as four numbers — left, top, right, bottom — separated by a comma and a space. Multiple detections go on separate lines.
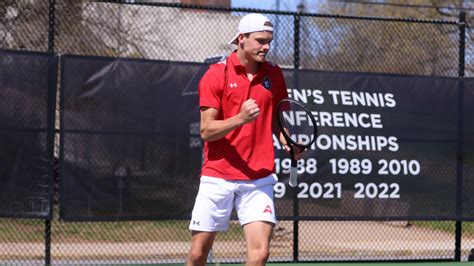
1, 0, 474, 265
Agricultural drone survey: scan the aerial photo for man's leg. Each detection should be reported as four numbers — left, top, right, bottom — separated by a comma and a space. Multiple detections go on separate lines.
242, 221, 274, 266
188, 177, 236, 265
187, 230, 217, 266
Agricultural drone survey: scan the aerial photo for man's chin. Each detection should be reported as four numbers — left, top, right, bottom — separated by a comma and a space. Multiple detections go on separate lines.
256, 55, 266, 62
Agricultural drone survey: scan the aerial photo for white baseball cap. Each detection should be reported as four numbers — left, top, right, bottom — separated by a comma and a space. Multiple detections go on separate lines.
228, 13, 274, 45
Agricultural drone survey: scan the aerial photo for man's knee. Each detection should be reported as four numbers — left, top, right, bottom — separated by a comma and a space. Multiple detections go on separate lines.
187, 231, 216, 266
187, 249, 208, 266
247, 247, 270, 265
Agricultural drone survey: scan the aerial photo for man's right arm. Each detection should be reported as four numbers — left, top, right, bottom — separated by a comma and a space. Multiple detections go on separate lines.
200, 99, 260, 142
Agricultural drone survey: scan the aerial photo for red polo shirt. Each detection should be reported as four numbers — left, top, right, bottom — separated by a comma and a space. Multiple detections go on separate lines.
198, 52, 288, 180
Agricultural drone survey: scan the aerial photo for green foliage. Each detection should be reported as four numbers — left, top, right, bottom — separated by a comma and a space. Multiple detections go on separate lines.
413, 221, 474, 236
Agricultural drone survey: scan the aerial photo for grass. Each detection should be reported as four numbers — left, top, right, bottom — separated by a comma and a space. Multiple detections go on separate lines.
2, 215, 474, 244
0, 217, 245, 243
0, 218, 45, 242
412, 221, 474, 237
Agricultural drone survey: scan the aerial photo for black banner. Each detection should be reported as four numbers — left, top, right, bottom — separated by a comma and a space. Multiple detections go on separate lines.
59, 55, 474, 221
59, 55, 203, 221
0, 50, 57, 219
275, 70, 461, 220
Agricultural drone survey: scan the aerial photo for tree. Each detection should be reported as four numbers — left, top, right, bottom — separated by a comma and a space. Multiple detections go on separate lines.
0, 1, 49, 51
296, 0, 467, 76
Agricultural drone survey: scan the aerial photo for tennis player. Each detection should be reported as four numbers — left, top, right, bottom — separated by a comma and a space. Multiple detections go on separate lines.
187, 13, 293, 266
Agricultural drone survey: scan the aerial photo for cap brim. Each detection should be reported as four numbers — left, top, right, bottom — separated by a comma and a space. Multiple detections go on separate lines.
228, 32, 240, 45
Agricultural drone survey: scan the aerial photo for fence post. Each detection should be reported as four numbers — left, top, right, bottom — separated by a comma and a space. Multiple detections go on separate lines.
44, 220, 52, 265
45, 1, 56, 265
292, 11, 301, 263
455, 10, 466, 262
48, 0, 56, 53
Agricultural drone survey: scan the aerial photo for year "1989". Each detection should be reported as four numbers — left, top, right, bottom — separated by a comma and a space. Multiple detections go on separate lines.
329, 158, 420, 176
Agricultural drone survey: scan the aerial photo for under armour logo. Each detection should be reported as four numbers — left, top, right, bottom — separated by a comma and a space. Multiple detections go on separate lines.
229, 83, 238, 88
192, 220, 200, 226
263, 205, 273, 214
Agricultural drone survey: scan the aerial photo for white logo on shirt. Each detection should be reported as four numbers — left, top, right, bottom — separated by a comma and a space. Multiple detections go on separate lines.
229, 83, 238, 88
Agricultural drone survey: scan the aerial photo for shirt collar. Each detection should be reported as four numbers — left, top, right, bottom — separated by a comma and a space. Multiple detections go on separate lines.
229, 51, 268, 75
229, 51, 245, 74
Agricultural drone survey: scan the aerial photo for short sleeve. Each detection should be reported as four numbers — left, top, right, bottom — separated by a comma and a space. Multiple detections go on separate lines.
198, 65, 224, 110
273, 65, 289, 104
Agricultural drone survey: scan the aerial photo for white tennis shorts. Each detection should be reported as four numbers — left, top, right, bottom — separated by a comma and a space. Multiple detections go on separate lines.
189, 174, 278, 232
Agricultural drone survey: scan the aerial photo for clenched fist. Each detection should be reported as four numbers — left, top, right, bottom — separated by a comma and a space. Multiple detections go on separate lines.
239, 99, 260, 124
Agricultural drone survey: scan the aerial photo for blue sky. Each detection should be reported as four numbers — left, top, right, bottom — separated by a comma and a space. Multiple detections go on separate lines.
231, 0, 285, 11
231, 0, 317, 13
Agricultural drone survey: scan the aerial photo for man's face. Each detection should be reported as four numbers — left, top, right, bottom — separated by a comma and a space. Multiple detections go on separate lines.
241, 31, 273, 63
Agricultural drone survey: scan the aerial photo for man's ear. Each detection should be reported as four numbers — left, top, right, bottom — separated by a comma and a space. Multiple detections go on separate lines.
237, 33, 246, 44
